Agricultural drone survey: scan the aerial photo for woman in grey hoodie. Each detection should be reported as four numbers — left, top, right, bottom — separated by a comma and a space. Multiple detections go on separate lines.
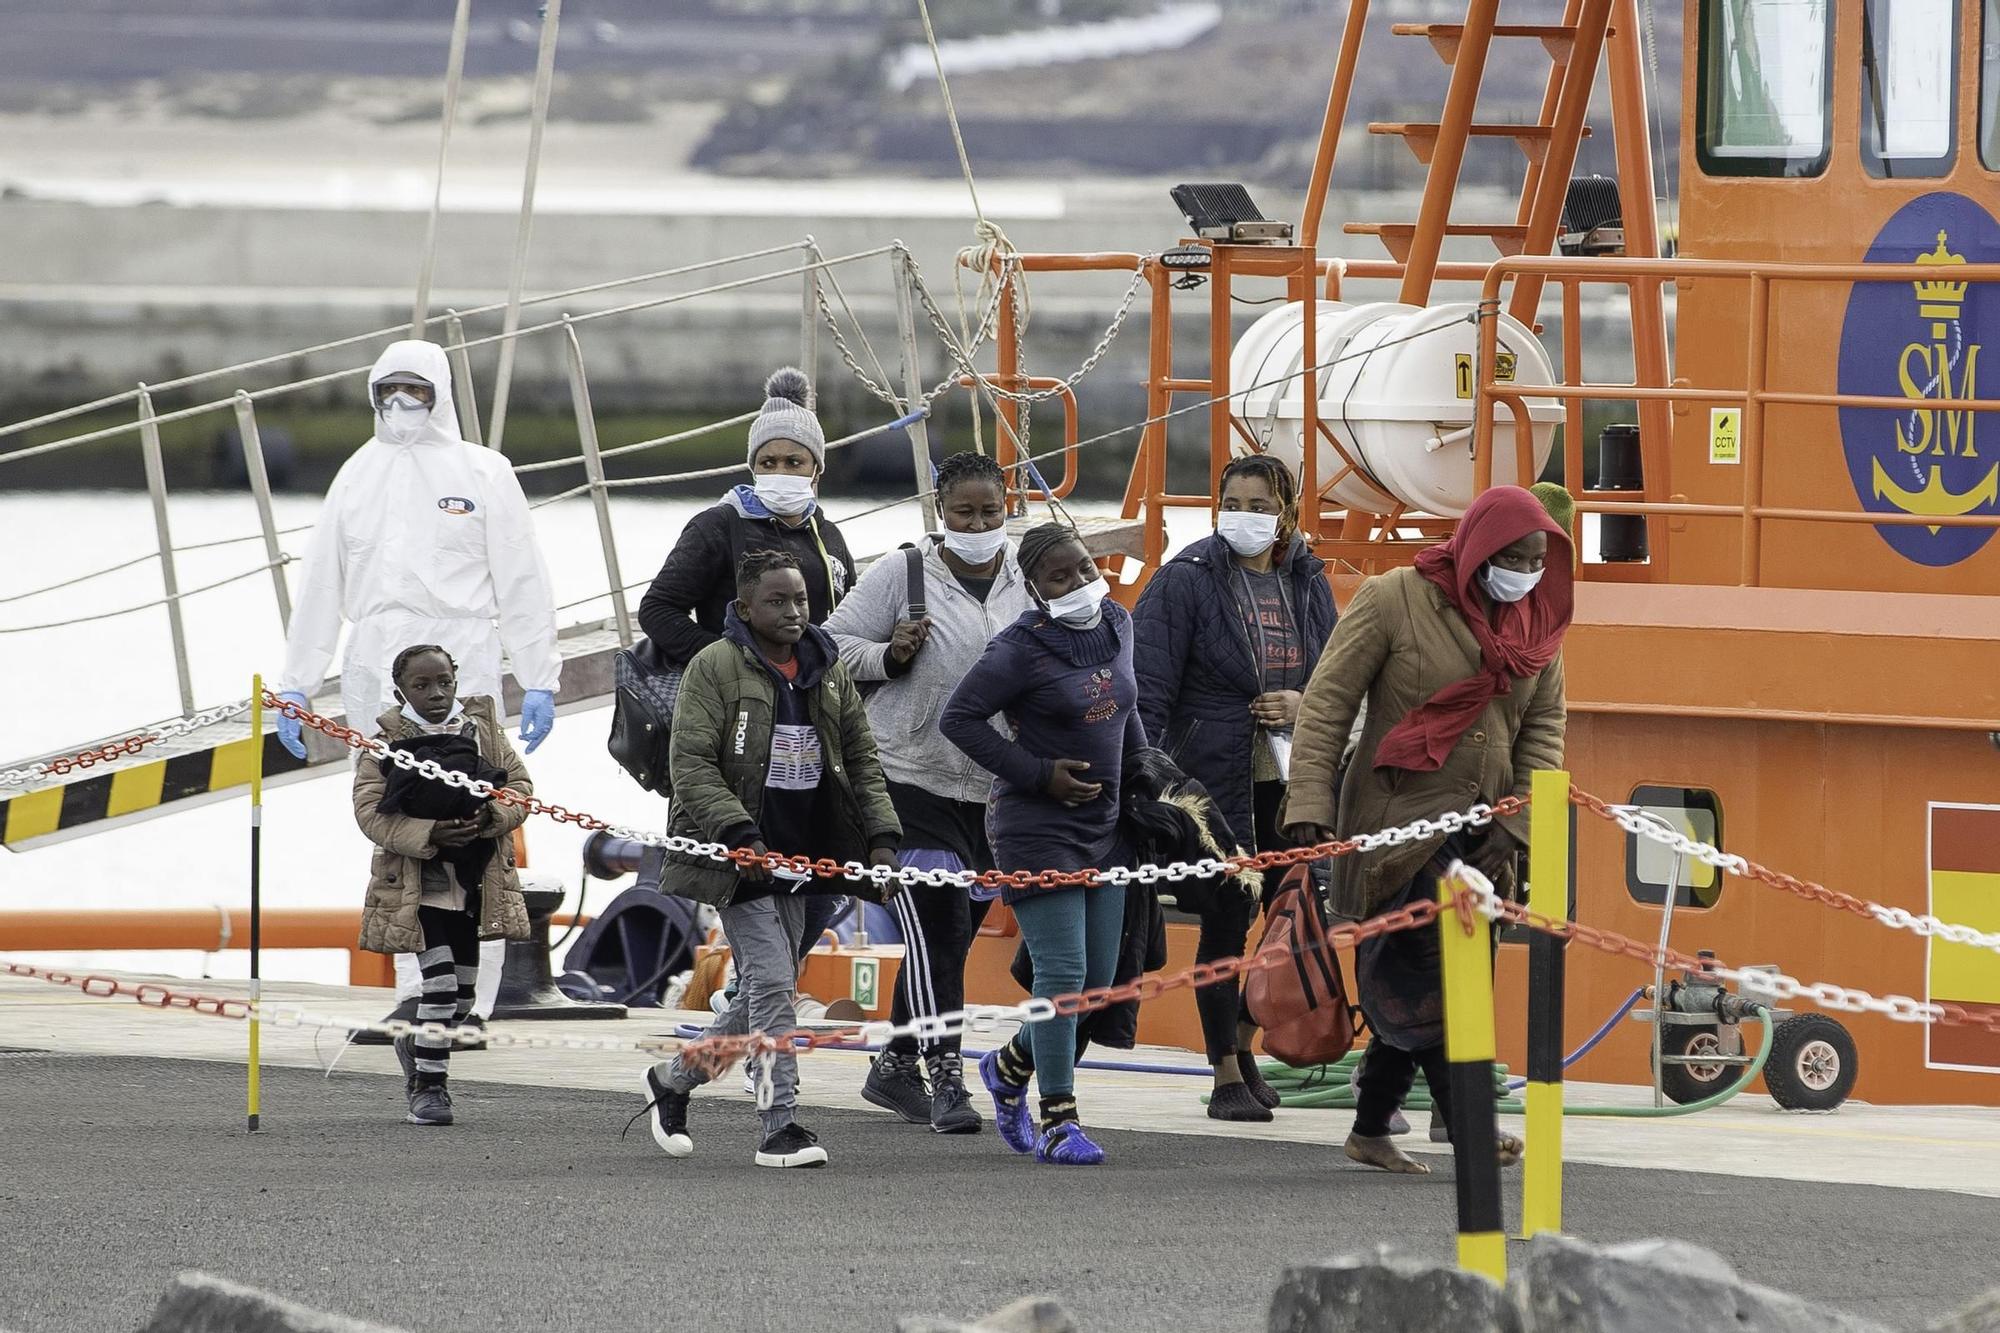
824, 452, 1033, 1134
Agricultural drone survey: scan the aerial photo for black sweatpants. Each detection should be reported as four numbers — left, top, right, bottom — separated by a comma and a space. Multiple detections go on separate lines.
1192, 780, 1293, 1063
411, 905, 480, 1085
885, 882, 991, 1058
1352, 1039, 1455, 1136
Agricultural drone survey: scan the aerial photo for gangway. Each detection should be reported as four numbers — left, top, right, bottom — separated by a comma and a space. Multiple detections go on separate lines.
0, 230, 1147, 849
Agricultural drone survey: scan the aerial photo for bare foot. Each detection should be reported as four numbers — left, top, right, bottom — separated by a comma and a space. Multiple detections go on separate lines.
1496, 1133, 1523, 1167
1345, 1131, 1430, 1174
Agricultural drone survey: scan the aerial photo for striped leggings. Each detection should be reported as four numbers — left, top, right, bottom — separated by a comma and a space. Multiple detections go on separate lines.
412, 906, 480, 1085
884, 860, 991, 1060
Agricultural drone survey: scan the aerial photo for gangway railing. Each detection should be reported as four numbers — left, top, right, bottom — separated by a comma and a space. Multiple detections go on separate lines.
1470, 255, 2000, 586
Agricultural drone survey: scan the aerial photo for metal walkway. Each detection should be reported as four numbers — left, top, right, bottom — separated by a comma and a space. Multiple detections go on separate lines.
0, 516, 1141, 851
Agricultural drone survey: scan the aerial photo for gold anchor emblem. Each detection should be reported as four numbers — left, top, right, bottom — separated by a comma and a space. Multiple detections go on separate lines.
1875, 230, 1995, 533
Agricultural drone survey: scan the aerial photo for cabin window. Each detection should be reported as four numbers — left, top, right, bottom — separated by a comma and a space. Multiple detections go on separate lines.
1622, 786, 1726, 910
1861, 0, 1958, 177
1983, 0, 2000, 168
1697, 0, 1833, 178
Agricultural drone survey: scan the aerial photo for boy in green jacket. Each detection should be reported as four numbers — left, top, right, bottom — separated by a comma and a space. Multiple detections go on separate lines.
639, 550, 902, 1168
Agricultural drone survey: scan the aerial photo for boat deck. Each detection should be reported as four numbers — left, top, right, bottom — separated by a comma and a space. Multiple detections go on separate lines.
2, 969, 1994, 1331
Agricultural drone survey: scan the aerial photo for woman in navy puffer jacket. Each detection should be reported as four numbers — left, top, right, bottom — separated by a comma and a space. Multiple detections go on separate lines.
1132, 454, 1336, 1121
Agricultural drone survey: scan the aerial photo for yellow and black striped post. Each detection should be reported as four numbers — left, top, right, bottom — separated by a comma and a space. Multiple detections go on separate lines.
1521, 768, 1571, 1237
247, 676, 264, 1133
1438, 867, 1504, 1281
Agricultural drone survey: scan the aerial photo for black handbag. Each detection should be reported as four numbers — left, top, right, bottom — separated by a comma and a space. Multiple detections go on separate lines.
607, 636, 683, 797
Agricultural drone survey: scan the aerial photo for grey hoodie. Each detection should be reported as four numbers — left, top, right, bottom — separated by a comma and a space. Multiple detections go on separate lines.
824, 535, 1034, 805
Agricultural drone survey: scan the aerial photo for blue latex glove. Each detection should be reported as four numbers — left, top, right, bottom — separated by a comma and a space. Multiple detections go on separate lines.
275, 690, 310, 760
520, 688, 555, 754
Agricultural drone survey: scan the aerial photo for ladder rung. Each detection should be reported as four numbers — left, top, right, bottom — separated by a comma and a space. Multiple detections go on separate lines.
1390, 22, 1579, 64
1343, 222, 1532, 263
1367, 121, 1589, 166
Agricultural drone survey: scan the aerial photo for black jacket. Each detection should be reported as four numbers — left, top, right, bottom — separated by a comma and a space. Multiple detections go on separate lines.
1132, 533, 1337, 851
637, 488, 856, 667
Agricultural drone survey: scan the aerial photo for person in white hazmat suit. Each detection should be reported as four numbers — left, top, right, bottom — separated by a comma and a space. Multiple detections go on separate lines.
275, 339, 562, 1025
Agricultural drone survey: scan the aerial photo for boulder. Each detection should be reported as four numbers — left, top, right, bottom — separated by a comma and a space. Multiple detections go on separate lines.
141, 1272, 412, 1333
896, 1295, 1079, 1333
1268, 1247, 1523, 1333
1512, 1234, 1894, 1333
1927, 1289, 2000, 1333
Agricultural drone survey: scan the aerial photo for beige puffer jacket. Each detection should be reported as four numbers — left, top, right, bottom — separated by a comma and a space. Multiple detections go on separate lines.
353, 696, 533, 955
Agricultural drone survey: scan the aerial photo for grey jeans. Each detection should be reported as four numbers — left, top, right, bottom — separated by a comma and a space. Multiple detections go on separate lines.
658, 893, 814, 1133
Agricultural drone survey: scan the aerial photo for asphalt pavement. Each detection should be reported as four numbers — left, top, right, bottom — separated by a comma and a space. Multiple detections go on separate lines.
0, 1054, 1991, 1333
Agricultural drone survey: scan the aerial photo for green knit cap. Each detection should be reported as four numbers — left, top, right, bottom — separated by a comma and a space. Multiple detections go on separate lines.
1530, 481, 1576, 532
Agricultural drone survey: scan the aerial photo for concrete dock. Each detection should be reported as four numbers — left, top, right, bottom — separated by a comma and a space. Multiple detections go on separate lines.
2, 969, 1996, 1331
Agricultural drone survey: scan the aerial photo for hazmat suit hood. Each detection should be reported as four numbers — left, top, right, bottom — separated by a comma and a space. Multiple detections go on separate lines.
367, 340, 463, 449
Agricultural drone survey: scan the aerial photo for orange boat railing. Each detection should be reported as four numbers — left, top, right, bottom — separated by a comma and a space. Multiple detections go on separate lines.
1474, 255, 2000, 586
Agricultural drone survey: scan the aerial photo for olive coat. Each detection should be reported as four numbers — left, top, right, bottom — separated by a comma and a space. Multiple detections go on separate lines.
1281, 566, 1565, 919
353, 696, 533, 955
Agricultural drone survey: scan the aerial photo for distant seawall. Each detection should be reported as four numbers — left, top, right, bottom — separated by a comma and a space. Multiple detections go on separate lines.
0, 191, 1642, 473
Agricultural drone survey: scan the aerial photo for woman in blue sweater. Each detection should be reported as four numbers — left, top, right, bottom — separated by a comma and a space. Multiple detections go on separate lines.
940, 523, 1145, 1167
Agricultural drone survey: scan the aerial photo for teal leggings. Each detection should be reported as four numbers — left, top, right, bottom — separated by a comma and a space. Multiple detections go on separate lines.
1011, 884, 1126, 1098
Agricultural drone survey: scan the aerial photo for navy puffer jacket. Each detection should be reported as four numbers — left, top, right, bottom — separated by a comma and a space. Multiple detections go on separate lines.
1131, 532, 1337, 851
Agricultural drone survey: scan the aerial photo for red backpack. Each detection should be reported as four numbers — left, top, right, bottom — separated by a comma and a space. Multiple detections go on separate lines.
1245, 864, 1358, 1067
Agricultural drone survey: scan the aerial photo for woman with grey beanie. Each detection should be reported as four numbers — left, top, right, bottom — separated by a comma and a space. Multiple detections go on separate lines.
638, 367, 857, 666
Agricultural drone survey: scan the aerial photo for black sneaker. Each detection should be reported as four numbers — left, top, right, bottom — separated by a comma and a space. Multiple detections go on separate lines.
457, 1013, 488, 1053
924, 1052, 982, 1135
860, 1051, 931, 1125
755, 1122, 828, 1168
406, 1081, 453, 1126
640, 1067, 693, 1158
1208, 1080, 1275, 1123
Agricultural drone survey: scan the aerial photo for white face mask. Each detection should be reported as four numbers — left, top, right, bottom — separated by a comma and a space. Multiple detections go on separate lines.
942, 525, 1008, 564
1216, 511, 1280, 558
754, 472, 817, 516
377, 392, 430, 445
1480, 563, 1543, 604
1043, 576, 1109, 628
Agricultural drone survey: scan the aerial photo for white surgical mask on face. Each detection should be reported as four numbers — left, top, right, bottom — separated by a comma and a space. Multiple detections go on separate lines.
1044, 576, 1109, 628
942, 525, 1008, 564
1480, 563, 1543, 604
1216, 511, 1280, 557
754, 473, 817, 516
377, 392, 430, 445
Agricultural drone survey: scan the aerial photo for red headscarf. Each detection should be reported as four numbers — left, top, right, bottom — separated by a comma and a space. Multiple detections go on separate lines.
1372, 485, 1574, 773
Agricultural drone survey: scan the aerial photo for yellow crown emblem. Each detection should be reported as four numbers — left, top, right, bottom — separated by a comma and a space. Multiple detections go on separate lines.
1914, 230, 1968, 336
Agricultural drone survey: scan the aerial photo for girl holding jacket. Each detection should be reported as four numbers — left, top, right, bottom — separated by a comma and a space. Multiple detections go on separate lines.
941, 523, 1146, 1167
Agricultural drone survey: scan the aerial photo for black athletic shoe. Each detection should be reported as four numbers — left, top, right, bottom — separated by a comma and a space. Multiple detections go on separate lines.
755, 1122, 828, 1168
1208, 1080, 1275, 1123
861, 1051, 931, 1125
456, 1013, 488, 1053
925, 1052, 983, 1135
1237, 1051, 1282, 1110
405, 1081, 453, 1126
640, 1067, 693, 1158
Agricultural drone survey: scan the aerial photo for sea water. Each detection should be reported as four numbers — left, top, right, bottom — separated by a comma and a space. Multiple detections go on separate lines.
0, 488, 1207, 985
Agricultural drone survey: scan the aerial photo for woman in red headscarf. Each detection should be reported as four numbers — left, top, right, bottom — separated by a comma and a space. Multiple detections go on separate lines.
1282, 485, 1571, 1174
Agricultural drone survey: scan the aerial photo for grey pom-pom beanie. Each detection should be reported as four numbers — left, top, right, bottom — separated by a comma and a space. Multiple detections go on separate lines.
746, 366, 826, 469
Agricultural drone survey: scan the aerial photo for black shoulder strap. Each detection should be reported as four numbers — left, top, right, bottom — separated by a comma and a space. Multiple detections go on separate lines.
902, 543, 927, 620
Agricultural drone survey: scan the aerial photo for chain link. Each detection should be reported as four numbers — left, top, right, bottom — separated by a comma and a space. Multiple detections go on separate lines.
1570, 787, 2000, 958
1, 698, 252, 789
268, 690, 1515, 892
1448, 872, 2000, 1038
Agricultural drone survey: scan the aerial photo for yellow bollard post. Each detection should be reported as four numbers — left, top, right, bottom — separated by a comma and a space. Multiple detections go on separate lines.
248, 675, 265, 1133
1521, 768, 1572, 1237
1439, 867, 1504, 1282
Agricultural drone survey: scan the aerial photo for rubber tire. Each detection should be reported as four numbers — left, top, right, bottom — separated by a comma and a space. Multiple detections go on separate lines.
1652, 1024, 1735, 1105
1764, 1013, 1858, 1111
